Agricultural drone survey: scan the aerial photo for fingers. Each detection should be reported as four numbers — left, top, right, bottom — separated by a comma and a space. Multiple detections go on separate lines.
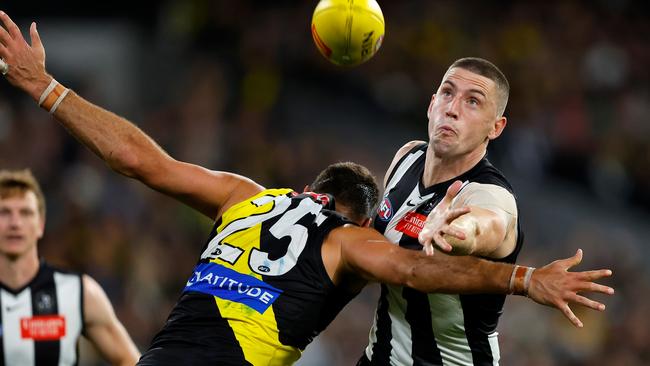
576, 281, 615, 296
433, 233, 452, 252
570, 293, 606, 312
0, 11, 23, 40
445, 180, 464, 200
560, 303, 583, 328
418, 228, 432, 246
0, 22, 10, 47
419, 227, 453, 253
422, 243, 434, 256
441, 226, 466, 241
446, 206, 470, 222
30, 22, 42, 49
577, 269, 613, 282
560, 248, 583, 270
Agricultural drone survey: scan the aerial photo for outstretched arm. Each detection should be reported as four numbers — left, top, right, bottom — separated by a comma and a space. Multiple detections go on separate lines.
0, 12, 263, 218
82, 275, 140, 366
329, 226, 614, 328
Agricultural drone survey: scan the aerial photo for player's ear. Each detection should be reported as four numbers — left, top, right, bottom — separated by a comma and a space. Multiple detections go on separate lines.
303, 185, 310, 193
37, 215, 45, 240
360, 217, 372, 228
488, 116, 507, 140
427, 94, 436, 120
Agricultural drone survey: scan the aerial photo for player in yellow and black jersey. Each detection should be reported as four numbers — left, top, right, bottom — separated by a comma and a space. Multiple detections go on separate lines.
141, 166, 378, 366
0, 12, 615, 366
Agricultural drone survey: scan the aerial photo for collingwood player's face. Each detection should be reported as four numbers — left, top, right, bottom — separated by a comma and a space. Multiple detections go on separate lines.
0, 191, 44, 259
427, 67, 503, 158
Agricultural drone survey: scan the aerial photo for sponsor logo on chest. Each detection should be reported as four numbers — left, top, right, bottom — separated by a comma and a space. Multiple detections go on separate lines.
20, 315, 66, 340
184, 262, 283, 314
395, 211, 428, 239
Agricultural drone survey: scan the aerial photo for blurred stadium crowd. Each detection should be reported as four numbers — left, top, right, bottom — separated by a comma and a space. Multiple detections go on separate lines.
0, 1, 648, 365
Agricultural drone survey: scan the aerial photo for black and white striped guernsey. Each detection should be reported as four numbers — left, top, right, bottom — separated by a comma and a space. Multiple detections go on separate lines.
0, 261, 84, 366
364, 143, 523, 366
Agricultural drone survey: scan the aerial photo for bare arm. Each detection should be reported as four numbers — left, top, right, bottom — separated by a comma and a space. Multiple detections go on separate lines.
83, 275, 140, 366
332, 226, 513, 294
327, 226, 614, 327
0, 13, 263, 218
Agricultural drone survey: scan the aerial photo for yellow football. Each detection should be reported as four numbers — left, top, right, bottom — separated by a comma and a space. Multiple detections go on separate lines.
311, 0, 385, 67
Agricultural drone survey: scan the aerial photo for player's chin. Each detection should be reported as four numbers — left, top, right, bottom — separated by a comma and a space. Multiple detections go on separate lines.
431, 138, 457, 155
0, 240, 29, 254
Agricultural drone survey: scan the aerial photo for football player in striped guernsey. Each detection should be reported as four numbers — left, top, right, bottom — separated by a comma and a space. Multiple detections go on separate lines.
359, 57, 589, 366
0, 170, 140, 365
0, 12, 613, 366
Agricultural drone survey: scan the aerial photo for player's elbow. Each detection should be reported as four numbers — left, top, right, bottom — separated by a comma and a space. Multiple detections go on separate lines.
105, 146, 139, 177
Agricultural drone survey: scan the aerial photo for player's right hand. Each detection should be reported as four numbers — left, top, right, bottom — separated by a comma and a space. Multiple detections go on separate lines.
526, 249, 614, 328
418, 180, 471, 255
0, 11, 51, 101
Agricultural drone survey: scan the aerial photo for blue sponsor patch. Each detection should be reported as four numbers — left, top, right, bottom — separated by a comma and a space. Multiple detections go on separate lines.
184, 262, 283, 314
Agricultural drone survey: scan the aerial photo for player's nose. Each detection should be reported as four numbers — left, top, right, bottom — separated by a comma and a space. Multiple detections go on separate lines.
445, 97, 460, 119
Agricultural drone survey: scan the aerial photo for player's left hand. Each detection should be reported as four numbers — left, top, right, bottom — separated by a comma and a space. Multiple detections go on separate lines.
527, 249, 614, 328
0, 11, 51, 101
418, 180, 470, 255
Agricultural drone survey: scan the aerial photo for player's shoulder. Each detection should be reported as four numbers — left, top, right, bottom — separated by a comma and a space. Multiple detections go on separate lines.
461, 181, 513, 197
394, 140, 427, 160
384, 140, 426, 187
40, 261, 83, 277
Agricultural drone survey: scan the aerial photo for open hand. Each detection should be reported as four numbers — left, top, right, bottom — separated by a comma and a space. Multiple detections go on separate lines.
526, 249, 614, 328
418, 180, 471, 255
0, 11, 50, 100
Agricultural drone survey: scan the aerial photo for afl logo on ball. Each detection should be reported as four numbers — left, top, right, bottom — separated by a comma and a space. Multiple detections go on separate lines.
377, 197, 393, 221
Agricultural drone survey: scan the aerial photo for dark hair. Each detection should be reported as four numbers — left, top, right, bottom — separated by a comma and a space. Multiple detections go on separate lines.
0, 169, 46, 218
449, 57, 510, 116
310, 162, 379, 222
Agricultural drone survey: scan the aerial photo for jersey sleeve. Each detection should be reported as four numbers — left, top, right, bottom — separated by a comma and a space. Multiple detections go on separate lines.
452, 182, 517, 227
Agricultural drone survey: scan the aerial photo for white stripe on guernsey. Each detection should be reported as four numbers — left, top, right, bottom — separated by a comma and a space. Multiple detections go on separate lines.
488, 332, 500, 365
363, 284, 415, 364
1, 288, 35, 366
385, 285, 413, 365
364, 304, 379, 359
428, 294, 473, 366
385, 149, 425, 191
54, 273, 82, 366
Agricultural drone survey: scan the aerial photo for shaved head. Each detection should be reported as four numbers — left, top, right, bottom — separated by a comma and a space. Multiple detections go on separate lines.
448, 57, 510, 117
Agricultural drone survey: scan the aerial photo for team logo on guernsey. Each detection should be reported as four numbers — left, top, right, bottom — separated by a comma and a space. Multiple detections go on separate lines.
377, 197, 393, 221
184, 262, 283, 314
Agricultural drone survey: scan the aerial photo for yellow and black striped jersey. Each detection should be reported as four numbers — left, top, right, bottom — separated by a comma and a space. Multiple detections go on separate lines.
138, 189, 358, 366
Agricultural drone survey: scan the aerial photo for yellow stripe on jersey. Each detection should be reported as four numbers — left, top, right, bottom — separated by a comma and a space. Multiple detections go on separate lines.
208, 188, 301, 365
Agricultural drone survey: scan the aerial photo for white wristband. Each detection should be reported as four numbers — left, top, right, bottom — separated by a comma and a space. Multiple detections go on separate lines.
49, 88, 70, 114
38, 78, 69, 113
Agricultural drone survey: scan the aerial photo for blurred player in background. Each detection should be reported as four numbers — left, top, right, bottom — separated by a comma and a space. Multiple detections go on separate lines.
359, 58, 558, 365
0, 11, 614, 366
0, 169, 140, 365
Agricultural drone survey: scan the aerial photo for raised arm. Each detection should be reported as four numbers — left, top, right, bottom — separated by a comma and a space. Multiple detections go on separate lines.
82, 275, 140, 366
327, 226, 614, 328
418, 180, 517, 258
0, 12, 263, 218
